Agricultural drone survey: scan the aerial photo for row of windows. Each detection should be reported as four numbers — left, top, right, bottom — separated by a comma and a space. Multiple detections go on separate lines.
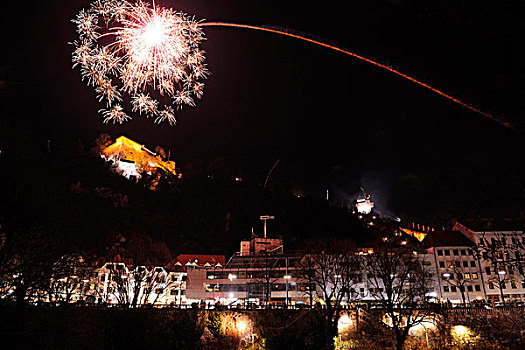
488, 281, 525, 290
439, 260, 477, 268
169, 289, 186, 296
441, 273, 478, 280
443, 285, 481, 293
205, 283, 310, 293
207, 271, 296, 280
484, 266, 524, 275
437, 249, 473, 256
479, 236, 525, 246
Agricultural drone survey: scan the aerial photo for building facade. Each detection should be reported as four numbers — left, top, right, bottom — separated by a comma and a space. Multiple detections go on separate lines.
454, 219, 525, 303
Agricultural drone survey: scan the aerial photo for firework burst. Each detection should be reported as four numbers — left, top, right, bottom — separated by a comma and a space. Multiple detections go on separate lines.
72, 1, 511, 131
71, 0, 207, 125
100, 104, 131, 124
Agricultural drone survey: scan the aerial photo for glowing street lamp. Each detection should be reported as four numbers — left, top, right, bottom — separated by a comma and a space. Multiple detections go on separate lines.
236, 320, 247, 334
284, 275, 291, 307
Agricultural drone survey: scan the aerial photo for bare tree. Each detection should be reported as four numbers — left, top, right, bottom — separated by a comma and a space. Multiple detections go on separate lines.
46, 253, 92, 304
363, 237, 436, 350
252, 250, 281, 308
106, 264, 171, 307
473, 230, 523, 303
297, 238, 360, 350
0, 228, 62, 306
441, 258, 475, 305
101, 233, 174, 307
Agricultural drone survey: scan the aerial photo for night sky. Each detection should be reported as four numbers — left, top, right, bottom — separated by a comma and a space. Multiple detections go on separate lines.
2, 0, 524, 221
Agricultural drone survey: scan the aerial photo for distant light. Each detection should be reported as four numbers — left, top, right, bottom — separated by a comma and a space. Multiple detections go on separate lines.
451, 325, 471, 338
228, 273, 237, 281
401, 241, 407, 245
338, 315, 352, 333
284, 275, 292, 279
229, 292, 234, 298
236, 320, 247, 333
443, 273, 451, 278
498, 270, 506, 275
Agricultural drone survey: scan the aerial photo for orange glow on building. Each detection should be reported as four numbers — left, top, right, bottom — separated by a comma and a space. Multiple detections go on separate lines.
400, 227, 427, 242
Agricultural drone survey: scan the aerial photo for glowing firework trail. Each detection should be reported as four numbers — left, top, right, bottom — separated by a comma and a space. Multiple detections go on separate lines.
200, 22, 514, 131
72, 1, 512, 130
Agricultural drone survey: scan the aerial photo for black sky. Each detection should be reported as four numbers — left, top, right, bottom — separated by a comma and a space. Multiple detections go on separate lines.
1, 0, 524, 221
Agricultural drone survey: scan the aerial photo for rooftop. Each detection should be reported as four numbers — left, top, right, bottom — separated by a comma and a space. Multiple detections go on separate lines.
455, 218, 525, 233
422, 230, 474, 248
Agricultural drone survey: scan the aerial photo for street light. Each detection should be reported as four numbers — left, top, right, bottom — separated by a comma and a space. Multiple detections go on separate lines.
284, 275, 291, 307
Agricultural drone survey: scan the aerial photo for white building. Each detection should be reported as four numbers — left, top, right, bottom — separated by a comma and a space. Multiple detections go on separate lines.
423, 230, 485, 304
454, 219, 525, 303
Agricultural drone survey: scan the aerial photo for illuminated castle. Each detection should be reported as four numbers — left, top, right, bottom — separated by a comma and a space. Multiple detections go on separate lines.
101, 136, 180, 180
354, 187, 374, 215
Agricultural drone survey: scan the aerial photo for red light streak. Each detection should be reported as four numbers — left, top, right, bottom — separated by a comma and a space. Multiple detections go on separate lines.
201, 22, 515, 132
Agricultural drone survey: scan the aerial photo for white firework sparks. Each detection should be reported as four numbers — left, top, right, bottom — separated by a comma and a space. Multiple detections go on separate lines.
155, 106, 177, 126
131, 93, 158, 116
96, 79, 122, 106
71, 0, 207, 125
100, 104, 131, 124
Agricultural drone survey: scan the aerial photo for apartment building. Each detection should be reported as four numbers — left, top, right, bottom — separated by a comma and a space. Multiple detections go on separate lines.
454, 219, 525, 303
423, 231, 485, 304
